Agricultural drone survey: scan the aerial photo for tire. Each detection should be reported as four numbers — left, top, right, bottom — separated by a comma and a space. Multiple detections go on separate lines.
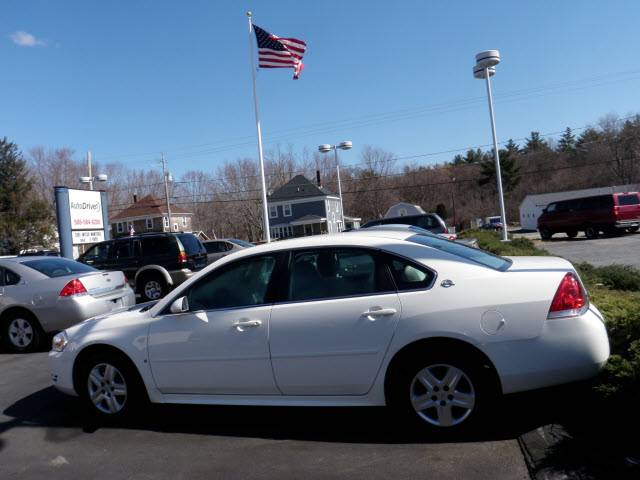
539, 227, 552, 240
387, 351, 495, 434
77, 352, 146, 420
139, 273, 167, 302
566, 230, 578, 239
584, 226, 599, 239
627, 226, 639, 233
1, 311, 43, 353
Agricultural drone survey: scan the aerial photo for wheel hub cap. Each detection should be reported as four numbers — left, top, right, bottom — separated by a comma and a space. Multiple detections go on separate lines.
8, 318, 34, 347
144, 281, 162, 299
410, 364, 475, 427
87, 363, 127, 414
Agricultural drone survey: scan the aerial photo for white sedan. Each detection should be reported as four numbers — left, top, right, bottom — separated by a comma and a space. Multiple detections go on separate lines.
49, 228, 609, 431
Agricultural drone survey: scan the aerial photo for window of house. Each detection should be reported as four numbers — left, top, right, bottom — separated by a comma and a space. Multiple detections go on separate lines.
269, 205, 278, 218
173, 223, 178, 232
283, 204, 292, 217
117, 222, 124, 233
163, 217, 169, 228
146, 218, 153, 230
186, 255, 277, 311
183, 217, 188, 226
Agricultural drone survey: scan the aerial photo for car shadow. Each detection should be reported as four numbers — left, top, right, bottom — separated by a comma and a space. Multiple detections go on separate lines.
1, 383, 589, 445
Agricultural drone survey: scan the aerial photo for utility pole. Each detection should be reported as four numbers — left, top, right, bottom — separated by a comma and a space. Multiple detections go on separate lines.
161, 153, 173, 232
87, 151, 93, 190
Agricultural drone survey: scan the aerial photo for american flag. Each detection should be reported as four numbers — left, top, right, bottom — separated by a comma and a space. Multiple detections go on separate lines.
253, 24, 306, 79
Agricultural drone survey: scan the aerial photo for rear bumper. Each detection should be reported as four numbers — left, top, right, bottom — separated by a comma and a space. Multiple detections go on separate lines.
485, 305, 610, 394
43, 288, 136, 332
615, 220, 640, 228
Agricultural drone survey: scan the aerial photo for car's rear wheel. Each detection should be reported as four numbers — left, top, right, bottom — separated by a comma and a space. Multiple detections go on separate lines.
388, 352, 493, 434
139, 274, 167, 301
78, 352, 145, 419
627, 226, 639, 233
2, 312, 43, 353
539, 227, 552, 240
566, 230, 578, 239
584, 226, 599, 239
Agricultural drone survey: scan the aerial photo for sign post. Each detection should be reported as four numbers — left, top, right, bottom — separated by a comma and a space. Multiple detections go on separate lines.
55, 187, 110, 259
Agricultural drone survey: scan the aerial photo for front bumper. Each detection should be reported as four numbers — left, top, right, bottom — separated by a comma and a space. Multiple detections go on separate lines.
485, 305, 610, 394
49, 349, 77, 396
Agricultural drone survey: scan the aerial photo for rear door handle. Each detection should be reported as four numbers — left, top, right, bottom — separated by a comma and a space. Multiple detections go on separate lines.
232, 319, 262, 332
362, 307, 397, 321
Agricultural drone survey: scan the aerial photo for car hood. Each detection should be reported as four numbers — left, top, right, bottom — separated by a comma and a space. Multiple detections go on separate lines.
65, 301, 156, 338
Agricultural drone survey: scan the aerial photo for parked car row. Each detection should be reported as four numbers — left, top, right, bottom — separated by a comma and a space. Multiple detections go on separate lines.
361, 212, 457, 240
537, 192, 640, 240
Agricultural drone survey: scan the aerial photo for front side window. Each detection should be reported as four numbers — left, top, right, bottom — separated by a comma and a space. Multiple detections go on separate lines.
187, 255, 277, 310
288, 248, 393, 302
545, 203, 556, 213
83, 242, 111, 262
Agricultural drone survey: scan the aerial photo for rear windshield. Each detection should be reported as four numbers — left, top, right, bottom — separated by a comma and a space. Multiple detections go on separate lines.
407, 232, 512, 271
618, 194, 640, 206
177, 234, 204, 255
22, 258, 97, 278
229, 239, 254, 248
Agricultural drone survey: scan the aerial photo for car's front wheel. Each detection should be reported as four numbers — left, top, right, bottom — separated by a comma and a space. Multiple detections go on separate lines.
78, 352, 145, 419
539, 227, 552, 240
388, 352, 494, 433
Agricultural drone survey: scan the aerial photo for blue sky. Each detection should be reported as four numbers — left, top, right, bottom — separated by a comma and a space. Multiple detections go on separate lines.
3, 0, 640, 176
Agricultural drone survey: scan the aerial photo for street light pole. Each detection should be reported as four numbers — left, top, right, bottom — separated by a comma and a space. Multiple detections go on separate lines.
319, 141, 352, 232
161, 153, 173, 232
87, 151, 93, 191
474, 50, 508, 241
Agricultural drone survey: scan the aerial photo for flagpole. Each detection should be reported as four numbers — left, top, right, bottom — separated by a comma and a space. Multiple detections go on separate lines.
247, 11, 271, 243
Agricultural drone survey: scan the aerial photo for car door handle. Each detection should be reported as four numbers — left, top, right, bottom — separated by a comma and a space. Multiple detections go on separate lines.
362, 307, 397, 321
232, 319, 262, 332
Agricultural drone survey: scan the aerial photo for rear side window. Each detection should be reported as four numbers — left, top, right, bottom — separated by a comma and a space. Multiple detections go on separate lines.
83, 242, 111, 262
408, 234, 512, 271
141, 236, 174, 256
288, 248, 394, 301
22, 258, 97, 278
229, 239, 254, 248
113, 241, 133, 259
386, 256, 435, 290
0, 267, 21, 286
618, 194, 640, 206
177, 234, 204, 255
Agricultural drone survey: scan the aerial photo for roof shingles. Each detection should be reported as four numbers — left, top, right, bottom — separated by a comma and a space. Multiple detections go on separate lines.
110, 194, 192, 221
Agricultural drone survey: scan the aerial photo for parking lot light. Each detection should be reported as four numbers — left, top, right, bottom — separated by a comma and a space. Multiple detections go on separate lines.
318, 141, 352, 231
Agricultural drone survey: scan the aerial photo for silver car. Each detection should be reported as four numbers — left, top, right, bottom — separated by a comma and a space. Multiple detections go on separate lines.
202, 238, 254, 264
0, 256, 135, 352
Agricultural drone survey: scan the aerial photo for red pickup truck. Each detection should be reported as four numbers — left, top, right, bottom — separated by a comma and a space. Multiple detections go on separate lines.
537, 192, 640, 240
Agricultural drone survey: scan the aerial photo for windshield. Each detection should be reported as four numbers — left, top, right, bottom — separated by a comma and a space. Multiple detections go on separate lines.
22, 258, 97, 278
407, 232, 512, 271
228, 239, 254, 248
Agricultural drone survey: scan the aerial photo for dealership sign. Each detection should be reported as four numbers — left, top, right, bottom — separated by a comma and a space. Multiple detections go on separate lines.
72, 230, 105, 244
68, 189, 104, 231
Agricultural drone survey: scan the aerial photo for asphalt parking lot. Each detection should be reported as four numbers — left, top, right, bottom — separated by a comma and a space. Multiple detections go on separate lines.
515, 231, 640, 268
0, 350, 544, 480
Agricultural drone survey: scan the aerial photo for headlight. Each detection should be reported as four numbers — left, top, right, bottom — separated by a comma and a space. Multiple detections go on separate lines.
52, 331, 69, 352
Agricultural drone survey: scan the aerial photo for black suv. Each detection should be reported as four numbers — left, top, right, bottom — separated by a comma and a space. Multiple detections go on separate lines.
361, 213, 451, 236
78, 232, 208, 301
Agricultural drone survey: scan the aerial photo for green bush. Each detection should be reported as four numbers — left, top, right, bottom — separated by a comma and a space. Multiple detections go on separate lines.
575, 263, 640, 291
459, 229, 549, 256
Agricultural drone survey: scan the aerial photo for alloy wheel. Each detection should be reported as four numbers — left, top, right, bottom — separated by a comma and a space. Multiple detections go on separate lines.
8, 318, 34, 348
409, 364, 475, 427
87, 363, 128, 414
144, 280, 163, 300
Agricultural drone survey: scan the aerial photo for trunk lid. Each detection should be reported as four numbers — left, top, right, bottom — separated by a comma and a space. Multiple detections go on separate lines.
76, 270, 128, 297
505, 256, 574, 272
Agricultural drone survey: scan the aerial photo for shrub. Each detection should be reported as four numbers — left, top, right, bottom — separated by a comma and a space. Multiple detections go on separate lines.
459, 229, 548, 256
575, 263, 640, 292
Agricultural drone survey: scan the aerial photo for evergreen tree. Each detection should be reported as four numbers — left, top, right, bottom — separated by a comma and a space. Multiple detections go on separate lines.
557, 127, 576, 153
435, 203, 448, 220
504, 139, 520, 155
477, 147, 521, 193
523, 131, 548, 153
0, 138, 53, 254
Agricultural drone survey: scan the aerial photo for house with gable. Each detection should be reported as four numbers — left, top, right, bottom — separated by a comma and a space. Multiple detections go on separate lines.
267, 174, 360, 239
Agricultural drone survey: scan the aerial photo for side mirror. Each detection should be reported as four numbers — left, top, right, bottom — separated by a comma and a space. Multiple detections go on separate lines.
169, 296, 189, 314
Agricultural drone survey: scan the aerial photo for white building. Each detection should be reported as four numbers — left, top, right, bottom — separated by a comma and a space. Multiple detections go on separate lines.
519, 183, 640, 230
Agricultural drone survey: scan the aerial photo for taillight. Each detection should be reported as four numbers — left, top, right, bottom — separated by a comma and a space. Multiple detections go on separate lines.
178, 251, 188, 264
59, 278, 87, 297
548, 272, 588, 319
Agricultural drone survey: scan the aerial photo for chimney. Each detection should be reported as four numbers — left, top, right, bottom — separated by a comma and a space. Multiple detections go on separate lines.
316, 170, 321, 187
133, 193, 138, 203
